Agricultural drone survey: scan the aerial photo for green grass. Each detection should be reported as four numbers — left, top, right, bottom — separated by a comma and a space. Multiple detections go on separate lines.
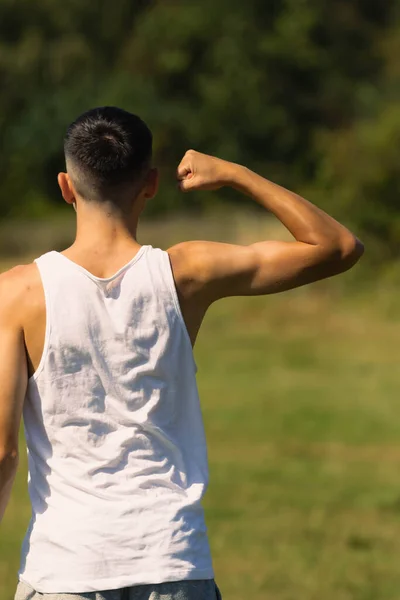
198, 291, 400, 600
2, 218, 400, 599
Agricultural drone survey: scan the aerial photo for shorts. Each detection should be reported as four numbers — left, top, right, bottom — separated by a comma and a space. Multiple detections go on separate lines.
15, 580, 222, 600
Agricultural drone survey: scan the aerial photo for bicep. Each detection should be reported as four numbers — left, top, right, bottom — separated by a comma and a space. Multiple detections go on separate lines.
219, 240, 336, 297
168, 239, 343, 309
184, 240, 341, 300
0, 321, 27, 453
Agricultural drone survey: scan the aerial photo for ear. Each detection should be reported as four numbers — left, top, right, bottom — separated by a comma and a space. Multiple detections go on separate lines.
58, 172, 76, 206
143, 168, 159, 200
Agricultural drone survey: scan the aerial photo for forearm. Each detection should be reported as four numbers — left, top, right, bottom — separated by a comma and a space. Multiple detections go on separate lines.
0, 453, 18, 522
226, 164, 361, 254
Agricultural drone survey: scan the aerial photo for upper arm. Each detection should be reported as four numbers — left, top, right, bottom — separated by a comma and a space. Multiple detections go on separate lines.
168, 238, 358, 305
0, 269, 28, 456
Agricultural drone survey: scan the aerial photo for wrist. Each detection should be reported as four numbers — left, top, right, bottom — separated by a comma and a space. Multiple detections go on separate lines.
220, 161, 247, 187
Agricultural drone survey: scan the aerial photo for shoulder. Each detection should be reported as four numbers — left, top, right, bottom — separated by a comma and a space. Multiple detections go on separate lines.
167, 240, 256, 304
167, 241, 219, 294
0, 263, 40, 296
0, 263, 42, 324
168, 240, 255, 281
168, 240, 235, 275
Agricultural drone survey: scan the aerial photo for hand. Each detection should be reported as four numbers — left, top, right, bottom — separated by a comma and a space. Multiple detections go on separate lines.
176, 150, 233, 192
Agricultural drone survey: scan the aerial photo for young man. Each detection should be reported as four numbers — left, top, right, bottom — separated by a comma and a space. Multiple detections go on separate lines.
0, 107, 363, 600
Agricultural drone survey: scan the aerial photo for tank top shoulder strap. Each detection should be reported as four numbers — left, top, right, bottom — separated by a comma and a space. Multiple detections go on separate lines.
34, 250, 75, 286
144, 247, 186, 328
144, 246, 195, 368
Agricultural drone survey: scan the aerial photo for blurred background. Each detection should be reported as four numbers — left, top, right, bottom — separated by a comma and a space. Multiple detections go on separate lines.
1, 1, 400, 599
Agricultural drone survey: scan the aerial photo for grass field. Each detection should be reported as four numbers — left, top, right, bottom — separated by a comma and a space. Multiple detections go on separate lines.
1, 217, 400, 599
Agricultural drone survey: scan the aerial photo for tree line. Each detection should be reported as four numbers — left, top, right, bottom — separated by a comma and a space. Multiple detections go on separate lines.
0, 0, 399, 256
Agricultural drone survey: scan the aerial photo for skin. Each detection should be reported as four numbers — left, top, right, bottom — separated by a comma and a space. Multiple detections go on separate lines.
0, 150, 364, 521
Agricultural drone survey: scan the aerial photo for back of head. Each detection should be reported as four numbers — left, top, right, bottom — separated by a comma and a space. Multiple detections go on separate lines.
64, 107, 153, 208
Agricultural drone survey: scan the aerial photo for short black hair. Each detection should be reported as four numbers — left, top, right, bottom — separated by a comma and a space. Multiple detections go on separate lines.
64, 106, 153, 205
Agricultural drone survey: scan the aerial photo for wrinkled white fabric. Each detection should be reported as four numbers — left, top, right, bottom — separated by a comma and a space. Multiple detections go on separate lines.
19, 245, 213, 593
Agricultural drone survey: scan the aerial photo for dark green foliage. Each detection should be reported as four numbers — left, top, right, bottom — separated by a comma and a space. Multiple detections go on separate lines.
0, 0, 399, 253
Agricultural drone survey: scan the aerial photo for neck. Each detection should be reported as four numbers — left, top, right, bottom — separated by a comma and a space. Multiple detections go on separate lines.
72, 200, 141, 254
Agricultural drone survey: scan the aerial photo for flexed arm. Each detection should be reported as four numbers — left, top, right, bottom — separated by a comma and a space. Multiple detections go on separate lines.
170, 151, 363, 303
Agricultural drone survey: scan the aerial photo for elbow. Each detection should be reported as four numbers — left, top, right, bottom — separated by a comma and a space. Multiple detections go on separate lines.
330, 234, 364, 273
320, 234, 364, 275
340, 234, 364, 270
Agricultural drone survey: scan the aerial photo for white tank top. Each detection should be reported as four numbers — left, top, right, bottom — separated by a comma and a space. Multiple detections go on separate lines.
19, 246, 213, 594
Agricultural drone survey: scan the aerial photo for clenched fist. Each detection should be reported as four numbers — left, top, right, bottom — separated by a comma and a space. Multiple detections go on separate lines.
176, 150, 234, 192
